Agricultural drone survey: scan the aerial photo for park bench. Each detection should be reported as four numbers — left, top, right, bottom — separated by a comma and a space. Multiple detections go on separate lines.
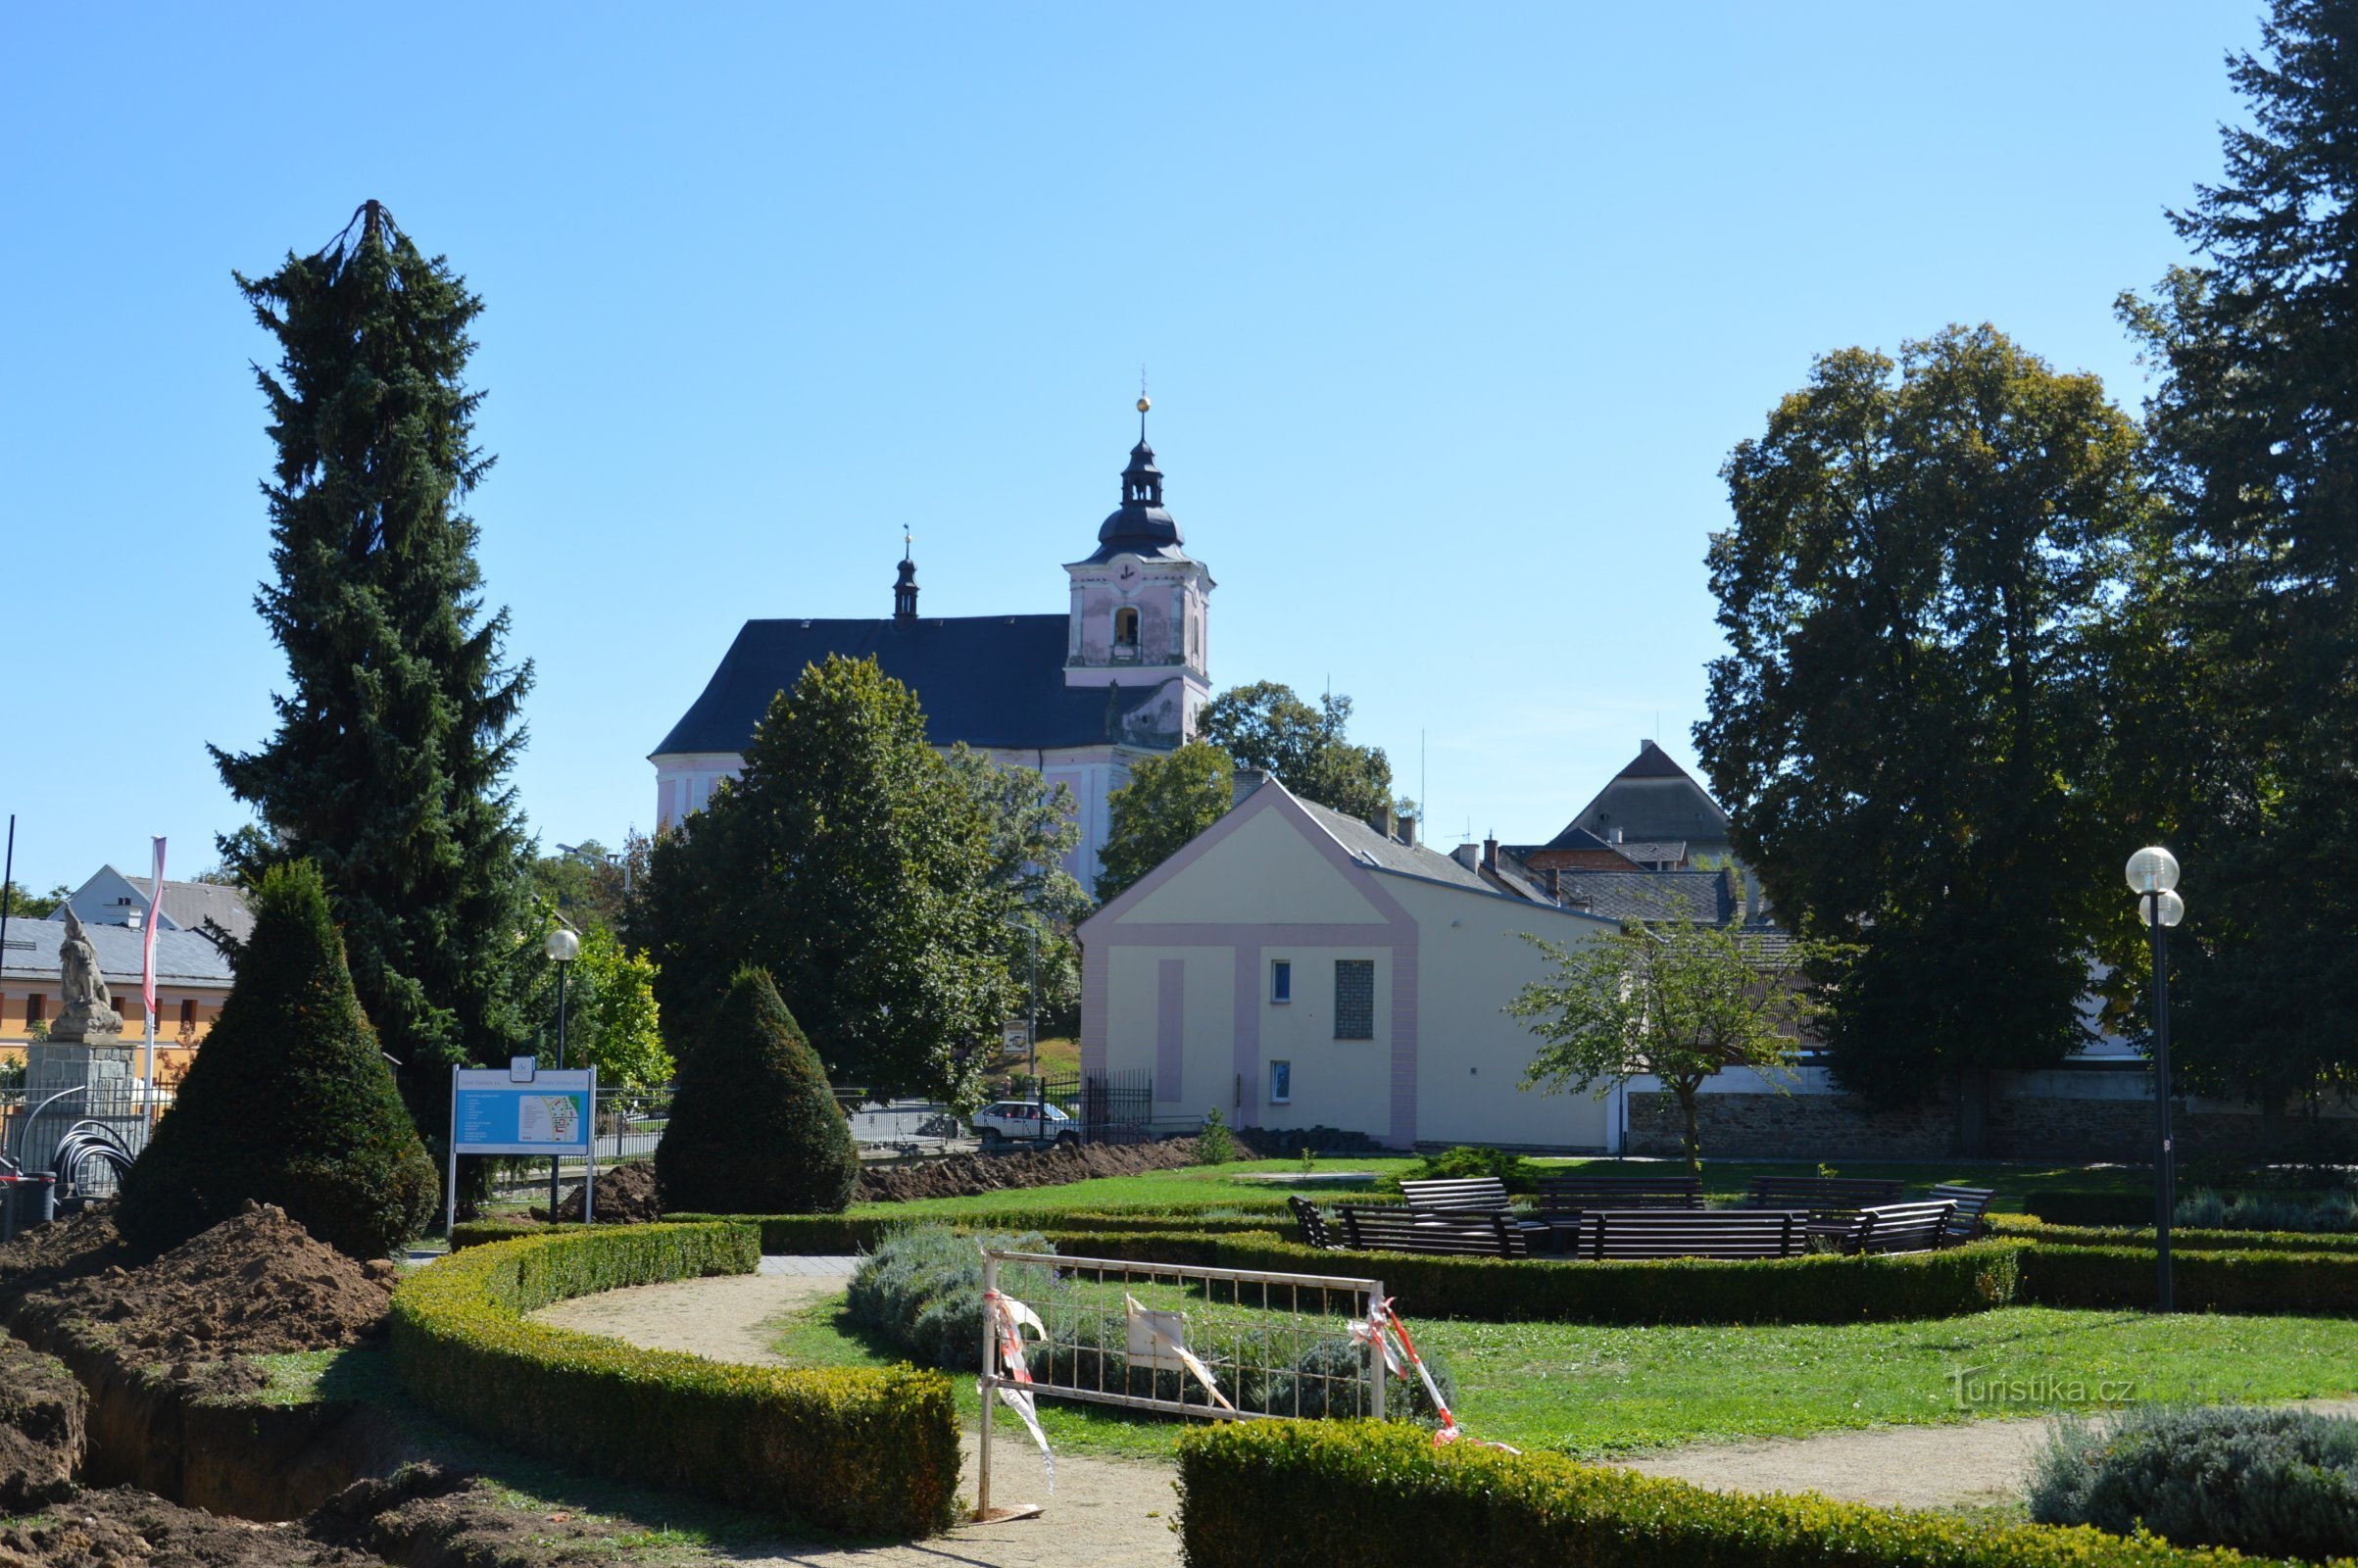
1533, 1175, 1704, 1250
1830, 1200, 1956, 1255
1335, 1203, 1530, 1258
1929, 1185, 1997, 1245
1288, 1194, 1341, 1250
1744, 1176, 1904, 1239
1397, 1177, 1551, 1248
1560, 1207, 1809, 1260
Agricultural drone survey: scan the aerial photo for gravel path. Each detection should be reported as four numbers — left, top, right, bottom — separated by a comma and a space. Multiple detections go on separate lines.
529, 1265, 1183, 1567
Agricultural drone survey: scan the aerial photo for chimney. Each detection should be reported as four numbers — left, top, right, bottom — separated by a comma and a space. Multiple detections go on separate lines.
1450, 843, 1482, 874
1397, 813, 1418, 847
1231, 767, 1269, 808
1545, 867, 1562, 901
1570, 894, 1594, 913
126, 907, 144, 932
1609, 827, 1624, 845
1482, 834, 1498, 873
1365, 807, 1395, 841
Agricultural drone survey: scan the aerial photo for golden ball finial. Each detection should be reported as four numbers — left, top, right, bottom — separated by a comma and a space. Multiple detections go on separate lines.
1137, 395, 1153, 415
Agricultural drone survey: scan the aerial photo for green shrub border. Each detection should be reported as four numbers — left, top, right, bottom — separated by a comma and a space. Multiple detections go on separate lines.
1176, 1418, 2338, 1568
2014, 1241, 2358, 1315
390, 1222, 959, 1536
1991, 1213, 2358, 1256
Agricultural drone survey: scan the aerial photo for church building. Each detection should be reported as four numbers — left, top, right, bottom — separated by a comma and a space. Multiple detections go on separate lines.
650, 403, 1214, 883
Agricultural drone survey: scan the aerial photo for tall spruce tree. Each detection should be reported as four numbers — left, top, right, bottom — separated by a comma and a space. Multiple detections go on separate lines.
2118, 0, 2358, 1128
211, 201, 534, 1160
1698, 325, 2150, 1147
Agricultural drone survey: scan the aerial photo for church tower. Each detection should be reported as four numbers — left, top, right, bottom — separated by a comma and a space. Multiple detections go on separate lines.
1063, 396, 1214, 744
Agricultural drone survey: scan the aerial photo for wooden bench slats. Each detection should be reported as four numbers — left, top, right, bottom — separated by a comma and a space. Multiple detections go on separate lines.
1288, 1194, 1340, 1251
1564, 1208, 1810, 1260
1334, 1203, 1529, 1258
1836, 1200, 1955, 1255
1930, 1185, 1996, 1244
1398, 1177, 1515, 1209
1744, 1176, 1904, 1216
1534, 1175, 1703, 1216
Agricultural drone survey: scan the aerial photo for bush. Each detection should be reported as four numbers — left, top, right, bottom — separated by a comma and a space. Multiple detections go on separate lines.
1378, 1146, 1539, 1196
1194, 1107, 1237, 1165
2027, 1192, 2163, 1229
390, 1222, 957, 1536
1039, 1229, 2021, 1325
2028, 1402, 2358, 1560
2181, 1187, 2358, 1235
2015, 1242, 2358, 1315
665, 1204, 1291, 1256
1992, 1215, 2358, 1257
1179, 1418, 2306, 1568
657, 966, 859, 1215
119, 860, 437, 1260
845, 1224, 1053, 1371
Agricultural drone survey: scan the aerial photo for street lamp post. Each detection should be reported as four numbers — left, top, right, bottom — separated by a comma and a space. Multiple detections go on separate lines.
2126, 847, 2185, 1314
544, 926, 581, 1222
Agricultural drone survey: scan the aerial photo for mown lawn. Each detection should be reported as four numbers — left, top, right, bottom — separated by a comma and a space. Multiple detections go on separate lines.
765, 1296, 2358, 1462
842, 1153, 2158, 1223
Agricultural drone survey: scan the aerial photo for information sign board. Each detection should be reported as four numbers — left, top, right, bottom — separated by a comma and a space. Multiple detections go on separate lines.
451, 1067, 595, 1154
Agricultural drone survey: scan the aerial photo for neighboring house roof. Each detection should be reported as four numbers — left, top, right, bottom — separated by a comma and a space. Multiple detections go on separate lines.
1, 918, 236, 987
651, 614, 1177, 758
123, 876, 254, 945
1550, 868, 1740, 925
1538, 823, 1619, 855
1608, 840, 1689, 866
1293, 798, 1502, 896
1564, 740, 1733, 847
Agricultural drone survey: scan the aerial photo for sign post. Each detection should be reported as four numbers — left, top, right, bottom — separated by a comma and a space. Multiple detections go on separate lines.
445, 1062, 597, 1239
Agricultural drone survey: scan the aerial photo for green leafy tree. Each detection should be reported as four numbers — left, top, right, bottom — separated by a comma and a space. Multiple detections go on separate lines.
2117, 0, 2358, 1122
1095, 741, 1235, 903
639, 656, 1015, 1105
208, 201, 535, 1167
1508, 921, 1823, 1177
526, 833, 644, 939
532, 922, 669, 1091
118, 860, 438, 1258
656, 965, 860, 1214
1696, 325, 2150, 1145
943, 746, 1093, 1036
1199, 680, 1397, 820
0, 883, 68, 919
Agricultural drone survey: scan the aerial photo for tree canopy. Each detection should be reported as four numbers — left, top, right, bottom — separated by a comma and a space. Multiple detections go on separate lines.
1095, 741, 1235, 903
1199, 680, 1397, 821
1696, 324, 2151, 1133
639, 656, 1018, 1106
656, 965, 860, 1214
1509, 921, 1821, 1178
2116, 0, 2358, 1118
209, 202, 535, 1160
531, 921, 669, 1091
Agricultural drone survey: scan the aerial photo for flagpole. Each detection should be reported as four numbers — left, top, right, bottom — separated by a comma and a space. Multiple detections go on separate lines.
142, 838, 165, 1129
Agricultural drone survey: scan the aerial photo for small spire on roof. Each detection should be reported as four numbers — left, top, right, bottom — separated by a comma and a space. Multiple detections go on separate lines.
893, 528, 919, 621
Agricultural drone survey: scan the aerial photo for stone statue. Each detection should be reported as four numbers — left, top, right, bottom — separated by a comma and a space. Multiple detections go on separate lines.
51, 906, 123, 1043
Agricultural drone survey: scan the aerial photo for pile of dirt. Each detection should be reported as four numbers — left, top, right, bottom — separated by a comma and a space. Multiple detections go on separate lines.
25, 1201, 395, 1358
0, 1339, 82, 1512
547, 1159, 663, 1223
0, 1203, 132, 1319
856, 1136, 1209, 1201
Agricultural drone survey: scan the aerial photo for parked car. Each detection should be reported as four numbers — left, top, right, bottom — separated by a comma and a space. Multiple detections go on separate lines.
970, 1099, 1078, 1148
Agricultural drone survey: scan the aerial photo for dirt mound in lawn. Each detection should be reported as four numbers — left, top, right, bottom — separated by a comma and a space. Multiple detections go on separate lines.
856, 1137, 1208, 1201
0, 1203, 132, 1317
25, 1200, 394, 1357
546, 1158, 663, 1223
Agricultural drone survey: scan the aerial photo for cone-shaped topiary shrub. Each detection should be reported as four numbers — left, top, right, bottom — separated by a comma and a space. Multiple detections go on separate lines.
657, 965, 859, 1214
118, 859, 438, 1259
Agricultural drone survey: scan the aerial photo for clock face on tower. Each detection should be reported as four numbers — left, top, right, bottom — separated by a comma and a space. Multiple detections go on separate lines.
1110, 554, 1145, 586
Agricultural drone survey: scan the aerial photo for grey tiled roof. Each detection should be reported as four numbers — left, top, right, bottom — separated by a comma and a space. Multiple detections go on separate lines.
1550, 869, 1737, 925
123, 876, 254, 944
0, 919, 235, 986
1609, 840, 1689, 865
1294, 799, 1503, 897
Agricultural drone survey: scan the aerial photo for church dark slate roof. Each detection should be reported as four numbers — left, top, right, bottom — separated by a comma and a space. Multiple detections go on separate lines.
652, 614, 1164, 758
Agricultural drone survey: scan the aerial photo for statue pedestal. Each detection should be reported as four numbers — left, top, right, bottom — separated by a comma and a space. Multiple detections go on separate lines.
22, 1042, 141, 1179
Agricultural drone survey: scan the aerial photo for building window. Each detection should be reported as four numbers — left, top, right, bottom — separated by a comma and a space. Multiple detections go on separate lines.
25, 994, 43, 1026
1113, 607, 1140, 648
1268, 1060, 1293, 1104
178, 999, 197, 1038
1270, 959, 1292, 1004
1334, 959, 1375, 1040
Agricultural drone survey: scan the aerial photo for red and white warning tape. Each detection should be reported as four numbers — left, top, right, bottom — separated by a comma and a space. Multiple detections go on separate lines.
982, 1287, 1056, 1492
1352, 1298, 1519, 1452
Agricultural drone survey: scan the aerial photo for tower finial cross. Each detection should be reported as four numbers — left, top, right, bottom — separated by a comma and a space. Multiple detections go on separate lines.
1137, 368, 1151, 441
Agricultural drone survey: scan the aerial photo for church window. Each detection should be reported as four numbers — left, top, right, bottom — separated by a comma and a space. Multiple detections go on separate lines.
1113, 608, 1140, 648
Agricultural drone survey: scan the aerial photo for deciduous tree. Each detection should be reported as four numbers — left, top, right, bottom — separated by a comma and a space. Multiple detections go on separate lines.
1509, 921, 1821, 1178
1095, 741, 1234, 903
1696, 325, 2150, 1143
1200, 680, 1397, 821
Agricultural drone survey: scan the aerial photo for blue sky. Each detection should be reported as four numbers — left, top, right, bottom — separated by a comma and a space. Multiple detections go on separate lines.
1, 4, 2258, 893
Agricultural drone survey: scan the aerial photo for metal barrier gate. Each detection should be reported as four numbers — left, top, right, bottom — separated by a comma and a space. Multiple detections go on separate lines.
977, 1248, 1388, 1517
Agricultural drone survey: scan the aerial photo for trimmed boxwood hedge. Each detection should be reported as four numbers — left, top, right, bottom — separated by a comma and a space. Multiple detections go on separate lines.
1021, 1229, 2020, 1325
390, 1222, 959, 1536
1992, 1214, 2358, 1257
1176, 1418, 2340, 1568
662, 1207, 1290, 1255
2026, 1191, 2173, 1228
2015, 1242, 2358, 1316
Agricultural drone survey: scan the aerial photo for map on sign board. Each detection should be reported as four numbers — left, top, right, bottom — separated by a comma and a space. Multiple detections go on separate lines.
519, 1094, 581, 1145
